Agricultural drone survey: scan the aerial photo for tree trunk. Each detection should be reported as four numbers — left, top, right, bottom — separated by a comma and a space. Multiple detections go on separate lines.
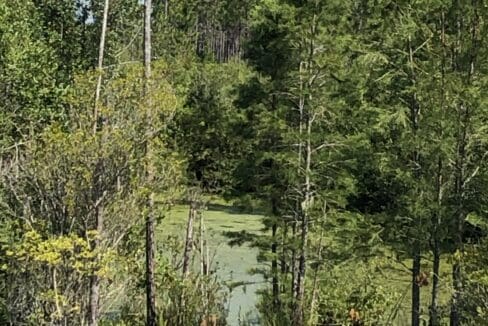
200, 209, 208, 276
145, 200, 156, 326
182, 200, 196, 276
290, 220, 297, 300
412, 249, 421, 326
143, 1, 157, 325
53, 268, 62, 321
196, 13, 206, 58
271, 222, 280, 309
89, 268, 101, 326
164, 0, 169, 18
450, 204, 465, 326
280, 223, 288, 294
199, 209, 209, 323
89, 184, 103, 325
430, 159, 443, 326
430, 13, 447, 323
294, 12, 320, 322
89, 162, 104, 326
89, 1, 109, 325
291, 60, 304, 319
308, 228, 324, 326
93, 0, 109, 135
450, 106, 467, 326
407, 33, 422, 326
294, 111, 312, 326
450, 257, 463, 326
430, 240, 441, 326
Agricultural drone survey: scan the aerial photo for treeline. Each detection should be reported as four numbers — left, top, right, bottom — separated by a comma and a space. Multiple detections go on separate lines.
0, 1, 488, 326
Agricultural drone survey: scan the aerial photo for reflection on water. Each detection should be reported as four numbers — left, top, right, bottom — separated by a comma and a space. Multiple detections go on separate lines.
205, 215, 264, 326
164, 207, 265, 326
211, 240, 262, 325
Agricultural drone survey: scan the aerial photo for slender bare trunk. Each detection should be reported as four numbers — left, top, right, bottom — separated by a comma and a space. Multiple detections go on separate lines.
183, 201, 197, 276
199, 209, 209, 323
180, 199, 197, 325
308, 227, 324, 326
430, 160, 443, 326
407, 33, 422, 326
53, 268, 62, 320
93, 0, 109, 135
88, 206, 102, 325
89, 2, 109, 325
430, 13, 447, 324
290, 220, 297, 300
271, 221, 280, 309
89, 162, 104, 326
144, 1, 156, 325
280, 223, 287, 294
295, 13, 317, 318
200, 210, 207, 276
294, 81, 312, 324
164, 0, 169, 18
196, 13, 206, 58
450, 105, 467, 326
430, 245, 441, 326
145, 196, 156, 326
291, 60, 304, 315
295, 114, 312, 325
450, 201, 465, 326
412, 250, 421, 326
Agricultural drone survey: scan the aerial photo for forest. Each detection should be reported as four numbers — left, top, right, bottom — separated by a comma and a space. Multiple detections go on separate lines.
1, 0, 488, 325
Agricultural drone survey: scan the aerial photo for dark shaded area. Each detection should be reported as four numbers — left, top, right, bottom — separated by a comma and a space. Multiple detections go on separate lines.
462, 222, 486, 244
222, 230, 257, 247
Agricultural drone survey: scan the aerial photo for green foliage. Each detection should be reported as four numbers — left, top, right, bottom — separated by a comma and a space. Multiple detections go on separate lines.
111, 231, 228, 326
173, 62, 253, 192
313, 258, 403, 326
461, 240, 488, 324
0, 0, 64, 147
32, 0, 97, 76
1, 1, 488, 325
0, 61, 182, 324
1, 230, 109, 323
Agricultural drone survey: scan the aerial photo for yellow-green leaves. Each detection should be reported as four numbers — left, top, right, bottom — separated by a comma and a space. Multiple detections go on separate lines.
5, 230, 92, 269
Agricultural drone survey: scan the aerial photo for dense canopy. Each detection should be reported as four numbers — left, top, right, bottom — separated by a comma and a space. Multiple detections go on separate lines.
1, 1, 488, 325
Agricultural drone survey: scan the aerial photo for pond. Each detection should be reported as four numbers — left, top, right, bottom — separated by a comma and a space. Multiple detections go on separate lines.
163, 203, 265, 325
